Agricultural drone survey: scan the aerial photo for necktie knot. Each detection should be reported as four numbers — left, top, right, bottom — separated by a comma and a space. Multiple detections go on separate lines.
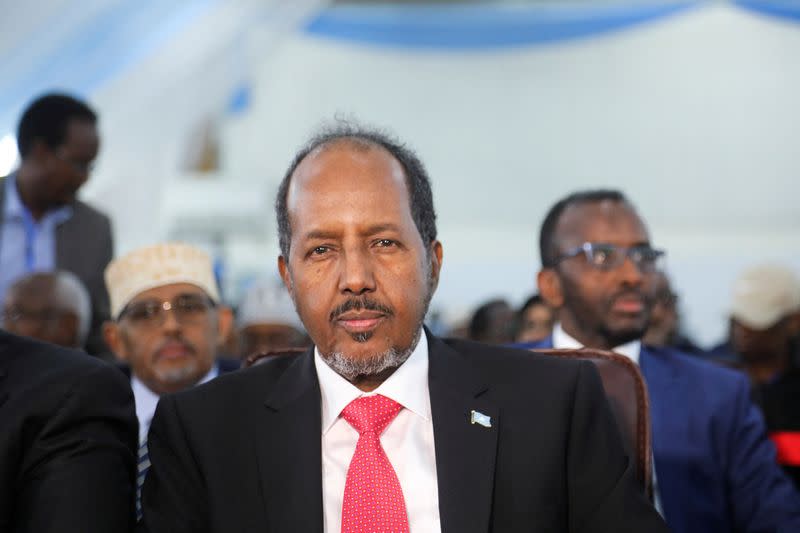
341, 394, 403, 436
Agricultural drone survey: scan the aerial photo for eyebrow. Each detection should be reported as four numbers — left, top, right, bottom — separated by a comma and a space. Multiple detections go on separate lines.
301, 224, 403, 241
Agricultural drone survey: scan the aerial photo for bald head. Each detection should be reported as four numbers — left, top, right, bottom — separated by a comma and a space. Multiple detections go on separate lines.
3, 271, 91, 348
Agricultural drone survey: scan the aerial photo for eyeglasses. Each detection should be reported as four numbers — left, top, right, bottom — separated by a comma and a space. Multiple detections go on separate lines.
2, 307, 66, 327
118, 294, 215, 327
553, 242, 665, 273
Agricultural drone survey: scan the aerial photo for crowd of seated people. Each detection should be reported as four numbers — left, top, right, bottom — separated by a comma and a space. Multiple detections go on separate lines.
2, 92, 799, 532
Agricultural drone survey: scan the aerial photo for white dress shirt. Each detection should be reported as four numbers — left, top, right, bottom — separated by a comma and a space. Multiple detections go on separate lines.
314, 331, 441, 532
552, 322, 641, 364
132, 364, 219, 445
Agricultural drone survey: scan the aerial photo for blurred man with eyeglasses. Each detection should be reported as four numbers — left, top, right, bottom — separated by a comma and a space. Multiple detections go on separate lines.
0, 92, 113, 358
515, 189, 800, 533
101, 242, 238, 520
2, 270, 92, 349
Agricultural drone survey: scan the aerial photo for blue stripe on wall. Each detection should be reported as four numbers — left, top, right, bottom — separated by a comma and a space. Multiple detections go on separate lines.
304, 1, 702, 50
734, 0, 800, 22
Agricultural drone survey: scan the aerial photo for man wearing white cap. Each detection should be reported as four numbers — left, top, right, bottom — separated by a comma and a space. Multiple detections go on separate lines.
235, 278, 308, 361
101, 242, 238, 519
725, 264, 800, 386
722, 264, 800, 489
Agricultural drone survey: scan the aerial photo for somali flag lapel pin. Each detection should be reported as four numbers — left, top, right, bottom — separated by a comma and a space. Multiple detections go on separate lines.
470, 410, 492, 428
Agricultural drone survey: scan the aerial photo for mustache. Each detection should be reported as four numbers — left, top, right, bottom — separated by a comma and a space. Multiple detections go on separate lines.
329, 297, 394, 322
154, 337, 196, 357
609, 289, 650, 306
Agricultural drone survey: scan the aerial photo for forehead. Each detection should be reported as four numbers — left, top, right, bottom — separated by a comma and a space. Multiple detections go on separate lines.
5, 277, 57, 304
555, 200, 649, 246
128, 282, 208, 303
286, 142, 414, 234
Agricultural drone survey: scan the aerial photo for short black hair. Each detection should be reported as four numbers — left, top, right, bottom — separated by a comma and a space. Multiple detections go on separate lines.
518, 293, 546, 314
539, 189, 629, 268
467, 298, 513, 342
275, 122, 437, 259
17, 93, 97, 158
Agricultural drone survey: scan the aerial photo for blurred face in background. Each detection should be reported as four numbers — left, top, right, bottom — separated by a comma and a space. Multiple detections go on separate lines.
516, 301, 555, 343
730, 317, 791, 365
643, 272, 679, 347
237, 323, 308, 360
539, 200, 660, 350
28, 119, 99, 209
2, 279, 79, 347
104, 283, 232, 395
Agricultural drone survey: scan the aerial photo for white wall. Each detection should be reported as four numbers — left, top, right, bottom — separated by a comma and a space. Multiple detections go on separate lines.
82, 4, 800, 345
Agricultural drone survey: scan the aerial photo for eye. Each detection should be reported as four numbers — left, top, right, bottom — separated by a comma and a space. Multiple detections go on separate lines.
177, 296, 209, 313
590, 247, 613, 266
312, 246, 329, 255
127, 303, 158, 321
374, 239, 397, 248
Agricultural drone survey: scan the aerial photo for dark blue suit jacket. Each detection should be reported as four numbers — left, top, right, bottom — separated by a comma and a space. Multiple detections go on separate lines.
519, 338, 800, 533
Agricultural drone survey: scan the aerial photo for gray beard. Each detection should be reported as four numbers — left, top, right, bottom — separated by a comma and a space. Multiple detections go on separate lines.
322, 329, 421, 380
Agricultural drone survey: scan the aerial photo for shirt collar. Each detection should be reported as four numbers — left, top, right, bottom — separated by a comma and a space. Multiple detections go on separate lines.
314, 330, 430, 435
4, 173, 24, 219
3, 172, 73, 223
552, 322, 641, 365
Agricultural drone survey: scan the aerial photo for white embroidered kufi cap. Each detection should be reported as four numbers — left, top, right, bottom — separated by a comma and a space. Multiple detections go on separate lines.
105, 242, 220, 319
237, 278, 303, 331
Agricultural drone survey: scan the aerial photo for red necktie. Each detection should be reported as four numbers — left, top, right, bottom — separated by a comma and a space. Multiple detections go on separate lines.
340, 394, 410, 533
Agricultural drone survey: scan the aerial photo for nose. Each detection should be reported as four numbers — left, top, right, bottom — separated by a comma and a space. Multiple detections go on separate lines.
617, 255, 644, 287
337, 248, 376, 296
160, 304, 182, 332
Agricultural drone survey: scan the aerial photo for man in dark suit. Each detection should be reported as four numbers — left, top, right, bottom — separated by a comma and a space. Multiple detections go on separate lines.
0, 93, 113, 357
140, 126, 666, 532
516, 189, 800, 533
0, 329, 138, 532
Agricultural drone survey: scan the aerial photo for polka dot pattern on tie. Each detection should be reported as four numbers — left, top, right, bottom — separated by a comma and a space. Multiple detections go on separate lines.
340, 394, 409, 533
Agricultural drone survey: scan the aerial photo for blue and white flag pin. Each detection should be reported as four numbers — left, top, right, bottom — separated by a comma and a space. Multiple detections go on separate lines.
470, 410, 492, 428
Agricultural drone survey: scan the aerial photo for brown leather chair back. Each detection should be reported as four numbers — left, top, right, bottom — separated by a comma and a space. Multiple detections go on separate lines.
244, 348, 307, 367
531, 348, 653, 500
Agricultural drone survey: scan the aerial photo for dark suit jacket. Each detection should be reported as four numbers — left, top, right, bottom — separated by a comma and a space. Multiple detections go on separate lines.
0, 330, 139, 532
140, 332, 667, 532
524, 338, 800, 533
0, 174, 114, 357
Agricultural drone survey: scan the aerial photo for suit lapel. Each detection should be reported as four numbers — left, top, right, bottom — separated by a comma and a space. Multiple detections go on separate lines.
54, 212, 73, 270
428, 333, 498, 533
255, 350, 323, 532
639, 346, 687, 523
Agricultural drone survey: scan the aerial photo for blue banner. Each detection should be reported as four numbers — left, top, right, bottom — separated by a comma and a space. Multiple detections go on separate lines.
734, 0, 800, 22
304, 1, 702, 50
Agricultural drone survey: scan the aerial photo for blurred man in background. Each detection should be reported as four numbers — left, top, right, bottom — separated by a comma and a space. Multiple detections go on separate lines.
518, 189, 800, 533
0, 93, 112, 357
514, 293, 555, 343
722, 265, 800, 386
466, 297, 515, 344
102, 242, 238, 520
2, 270, 91, 349
642, 271, 703, 355
721, 264, 800, 489
235, 278, 308, 361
